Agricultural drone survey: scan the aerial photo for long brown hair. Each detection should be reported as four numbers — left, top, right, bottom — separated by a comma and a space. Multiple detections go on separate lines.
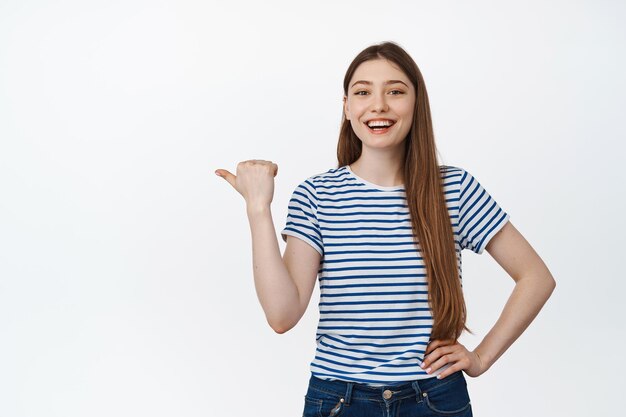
337, 41, 470, 341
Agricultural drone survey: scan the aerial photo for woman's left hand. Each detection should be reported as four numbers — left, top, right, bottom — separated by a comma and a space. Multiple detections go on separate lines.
420, 339, 487, 380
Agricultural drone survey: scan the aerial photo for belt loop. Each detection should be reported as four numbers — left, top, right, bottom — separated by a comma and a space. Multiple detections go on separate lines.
344, 382, 354, 406
411, 380, 424, 403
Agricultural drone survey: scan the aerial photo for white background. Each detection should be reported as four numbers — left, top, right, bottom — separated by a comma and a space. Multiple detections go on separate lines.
1, 0, 624, 416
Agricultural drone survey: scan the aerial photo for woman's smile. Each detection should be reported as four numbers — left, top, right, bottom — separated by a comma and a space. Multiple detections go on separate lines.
364, 118, 397, 134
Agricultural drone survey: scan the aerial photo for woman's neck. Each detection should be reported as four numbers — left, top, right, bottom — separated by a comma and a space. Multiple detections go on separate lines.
349, 149, 405, 187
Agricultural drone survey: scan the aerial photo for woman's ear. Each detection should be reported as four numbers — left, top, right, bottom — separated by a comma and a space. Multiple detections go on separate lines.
343, 96, 350, 121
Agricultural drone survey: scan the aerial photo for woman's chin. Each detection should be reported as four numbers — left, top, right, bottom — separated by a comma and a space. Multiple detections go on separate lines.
359, 138, 406, 151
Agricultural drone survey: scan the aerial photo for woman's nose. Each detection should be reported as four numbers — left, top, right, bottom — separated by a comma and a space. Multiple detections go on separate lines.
371, 93, 389, 112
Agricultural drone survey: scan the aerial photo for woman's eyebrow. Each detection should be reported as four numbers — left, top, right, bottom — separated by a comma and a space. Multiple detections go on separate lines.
350, 80, 409, 88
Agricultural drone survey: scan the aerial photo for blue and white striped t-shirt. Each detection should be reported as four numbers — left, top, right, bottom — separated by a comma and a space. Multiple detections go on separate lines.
280, 165, 510, 386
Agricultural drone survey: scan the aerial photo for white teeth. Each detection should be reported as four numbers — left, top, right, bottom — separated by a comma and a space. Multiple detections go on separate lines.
367, 120, 394, 128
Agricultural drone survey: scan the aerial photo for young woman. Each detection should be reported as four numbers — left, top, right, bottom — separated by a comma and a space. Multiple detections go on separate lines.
215, 41, 555, 417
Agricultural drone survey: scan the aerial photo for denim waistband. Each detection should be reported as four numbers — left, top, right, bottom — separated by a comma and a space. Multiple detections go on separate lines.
307, 371, 465, 405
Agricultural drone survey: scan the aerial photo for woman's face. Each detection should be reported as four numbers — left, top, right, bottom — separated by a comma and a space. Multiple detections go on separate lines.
344, 58, 416, 153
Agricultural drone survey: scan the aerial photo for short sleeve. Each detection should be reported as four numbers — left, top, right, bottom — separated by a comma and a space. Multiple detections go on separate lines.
280, 179, 324, 256
458, 168, 510, 254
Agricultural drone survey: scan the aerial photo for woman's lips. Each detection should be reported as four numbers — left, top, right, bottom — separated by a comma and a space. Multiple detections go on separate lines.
365, 122, 395, 135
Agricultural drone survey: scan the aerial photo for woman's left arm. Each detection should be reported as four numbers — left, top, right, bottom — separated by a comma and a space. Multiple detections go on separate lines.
420, 221, 557, 379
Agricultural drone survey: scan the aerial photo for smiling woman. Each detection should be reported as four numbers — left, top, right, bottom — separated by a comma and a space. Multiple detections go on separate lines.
215, 41, 555, 417
344, 62, 415, 151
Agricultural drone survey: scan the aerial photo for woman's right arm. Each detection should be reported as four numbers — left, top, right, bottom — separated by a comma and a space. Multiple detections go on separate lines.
216, 161, 321, 333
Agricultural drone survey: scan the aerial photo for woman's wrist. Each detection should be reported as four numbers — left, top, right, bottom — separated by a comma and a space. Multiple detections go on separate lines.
246, 203, 271, 217
473, 345, 494, 373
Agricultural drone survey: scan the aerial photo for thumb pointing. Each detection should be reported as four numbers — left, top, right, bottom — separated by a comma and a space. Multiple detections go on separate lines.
215, 169, 237, 189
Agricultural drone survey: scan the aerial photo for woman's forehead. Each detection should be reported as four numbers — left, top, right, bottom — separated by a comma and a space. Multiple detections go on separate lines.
349, 59, 410, 86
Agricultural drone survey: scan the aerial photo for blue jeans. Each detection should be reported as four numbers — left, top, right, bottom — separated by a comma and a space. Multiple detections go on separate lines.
302, 371, 472, 417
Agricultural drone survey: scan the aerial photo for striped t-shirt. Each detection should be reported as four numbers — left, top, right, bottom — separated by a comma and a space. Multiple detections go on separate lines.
280, 164, 510, 386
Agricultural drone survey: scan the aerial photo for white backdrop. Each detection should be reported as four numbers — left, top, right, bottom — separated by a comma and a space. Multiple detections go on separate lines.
1, 1, 624, 416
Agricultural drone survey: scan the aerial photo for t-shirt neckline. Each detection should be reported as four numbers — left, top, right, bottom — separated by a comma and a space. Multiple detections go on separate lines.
344, 165, 405, 192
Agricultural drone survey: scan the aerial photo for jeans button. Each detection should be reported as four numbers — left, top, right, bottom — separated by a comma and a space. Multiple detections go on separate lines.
383, 390, 393, 400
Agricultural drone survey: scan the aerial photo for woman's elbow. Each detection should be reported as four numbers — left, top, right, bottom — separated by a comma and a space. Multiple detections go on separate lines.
543, 272, 557, 297
268, 320, 288, 334
268, 316, 299, 334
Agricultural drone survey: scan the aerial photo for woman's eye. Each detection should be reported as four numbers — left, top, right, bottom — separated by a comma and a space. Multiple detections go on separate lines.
353, 90, 403, 96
